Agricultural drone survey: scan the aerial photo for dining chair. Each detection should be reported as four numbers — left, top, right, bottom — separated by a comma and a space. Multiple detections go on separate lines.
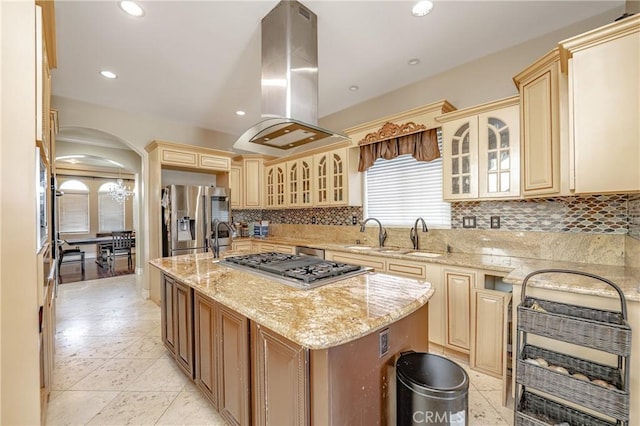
110, 231, 133, 270
57, 239, 85, 277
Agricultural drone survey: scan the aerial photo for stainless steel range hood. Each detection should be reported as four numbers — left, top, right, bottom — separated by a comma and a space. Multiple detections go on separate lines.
233, 0, 348, 157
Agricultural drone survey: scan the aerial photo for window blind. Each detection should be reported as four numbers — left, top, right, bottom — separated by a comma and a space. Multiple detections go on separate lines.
98, 193, 125, 232
364, 137, 451, 228
58, 193, 90, 233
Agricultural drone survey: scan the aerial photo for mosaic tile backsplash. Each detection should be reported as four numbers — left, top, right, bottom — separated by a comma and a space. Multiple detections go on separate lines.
629, 194, 640, 240
233, 194, 633, 236
451, 195, 629, 234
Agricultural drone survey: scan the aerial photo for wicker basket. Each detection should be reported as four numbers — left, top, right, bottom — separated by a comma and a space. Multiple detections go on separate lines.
517, 345, 629, 421
518, 296, 631, 356
515, 391, 616, 426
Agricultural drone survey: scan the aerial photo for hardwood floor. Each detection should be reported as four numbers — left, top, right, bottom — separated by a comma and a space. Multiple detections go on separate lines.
58, 255, 136, 284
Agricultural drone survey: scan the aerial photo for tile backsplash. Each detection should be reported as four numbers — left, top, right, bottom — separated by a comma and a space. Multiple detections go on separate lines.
451, 194, 629, 234
233, 194, 633, 236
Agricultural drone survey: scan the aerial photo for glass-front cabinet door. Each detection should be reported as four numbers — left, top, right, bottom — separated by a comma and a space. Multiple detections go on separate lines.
286, 158, 313, 207
442, 117, 478, 200
331, 152, 345, 204
314, 148, 347, 206
265, 164, 285, 208
315, 154, 329, 205
478, 105, 520, 198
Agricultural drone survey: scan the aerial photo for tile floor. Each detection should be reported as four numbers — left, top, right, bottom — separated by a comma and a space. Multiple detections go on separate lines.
46, 275, 514, 425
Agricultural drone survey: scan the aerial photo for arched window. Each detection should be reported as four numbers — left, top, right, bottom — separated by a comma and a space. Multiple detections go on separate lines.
58, 180, 90, 233
98, 182, 125, 232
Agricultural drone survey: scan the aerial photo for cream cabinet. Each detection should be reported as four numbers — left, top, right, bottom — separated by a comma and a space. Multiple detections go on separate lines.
229, 163, 242, 209
314, 148, 347, 206
254, 242, 295, 254
265, 164, 286, 208
470, 288, 511, 377
324, 251, 386, 272
560, 15, 640, 194
286, 157, 313, 207
444, 269, 475, 353
439, 97, 520, 200
242, 156, 267, 209
148, 141, 233, 172
231, 240, 253, 252
513, 48, 570, 197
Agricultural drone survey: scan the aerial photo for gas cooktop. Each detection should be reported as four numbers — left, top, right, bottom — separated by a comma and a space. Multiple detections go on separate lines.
219, 252, 370, 289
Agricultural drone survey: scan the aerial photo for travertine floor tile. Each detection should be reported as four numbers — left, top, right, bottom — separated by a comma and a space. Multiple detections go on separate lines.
483, 389, 515, 425
115, 335, 166, 359
70, 357, 155, 391
468, 389, 508, 426
156, 387, 227, 425
45, 390, 119, 425
126, 356, 190, 392
86, 391, 178, 425
51, 357, 110, 391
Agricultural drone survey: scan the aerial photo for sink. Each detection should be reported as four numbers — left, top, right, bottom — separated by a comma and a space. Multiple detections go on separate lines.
375, 248, 409, 254
345, 246, 373, 250
406, 251, 442, 258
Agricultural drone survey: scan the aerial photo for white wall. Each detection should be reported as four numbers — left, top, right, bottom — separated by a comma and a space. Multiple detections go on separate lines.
0, 1, 42, 423
319, 10, 621, 134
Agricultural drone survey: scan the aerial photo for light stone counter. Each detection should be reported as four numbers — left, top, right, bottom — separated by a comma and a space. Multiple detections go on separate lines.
242, 236, 640, 302
149, 252, 434, 350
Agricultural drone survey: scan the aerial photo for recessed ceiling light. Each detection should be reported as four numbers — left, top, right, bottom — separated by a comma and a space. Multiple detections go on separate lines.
349, 85, 359, 91
408, 58, 420, 66
119, 0, 145, 17
100, 70, 118, 79
236, 110, 246, 116
412, 1, 434, 17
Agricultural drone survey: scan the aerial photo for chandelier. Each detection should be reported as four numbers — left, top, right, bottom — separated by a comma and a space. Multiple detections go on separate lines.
109, 178, 134, 204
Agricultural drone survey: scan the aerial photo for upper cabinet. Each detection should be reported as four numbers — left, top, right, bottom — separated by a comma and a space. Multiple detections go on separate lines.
230, 155, 269, 209
229, 162, 242, 209
513, 48, 571, 197
560, 15, 640, 194
286, 157, 313, 207
265, 163, 286, 208
438, 97, 520, 201
513, 16, 640, 197
262, 141, 361, 209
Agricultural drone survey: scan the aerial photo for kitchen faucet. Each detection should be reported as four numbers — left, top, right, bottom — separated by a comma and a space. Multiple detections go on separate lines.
410, 217, 429, 250
360, 218, 387, 247
211, 219, 236, 258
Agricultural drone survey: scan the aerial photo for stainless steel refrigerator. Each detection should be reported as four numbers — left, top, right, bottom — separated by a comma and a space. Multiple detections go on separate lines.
161, 185, 231, 256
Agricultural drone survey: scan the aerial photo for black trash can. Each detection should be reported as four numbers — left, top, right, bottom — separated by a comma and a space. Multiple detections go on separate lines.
396, 352, 469, 426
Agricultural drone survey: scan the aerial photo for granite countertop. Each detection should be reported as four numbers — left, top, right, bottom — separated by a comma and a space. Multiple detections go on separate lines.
149, 252, 434, 350
243, 236, 640, 303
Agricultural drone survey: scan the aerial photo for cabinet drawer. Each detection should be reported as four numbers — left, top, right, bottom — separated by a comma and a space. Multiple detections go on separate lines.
231, 241, 252, 252
258, 243, 295, 254
387, 261, 426, 279
327, 252, 385, 271
199, 154, 230, 171
162, 149, 197, 166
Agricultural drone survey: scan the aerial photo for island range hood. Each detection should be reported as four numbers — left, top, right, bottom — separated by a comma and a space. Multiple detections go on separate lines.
233, 0, 348, 157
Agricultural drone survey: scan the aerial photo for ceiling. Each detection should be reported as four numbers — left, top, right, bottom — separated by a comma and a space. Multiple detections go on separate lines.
52, 1, 624, 142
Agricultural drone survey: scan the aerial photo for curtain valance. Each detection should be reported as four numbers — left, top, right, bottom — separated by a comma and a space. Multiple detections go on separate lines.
357, 121, 439, 172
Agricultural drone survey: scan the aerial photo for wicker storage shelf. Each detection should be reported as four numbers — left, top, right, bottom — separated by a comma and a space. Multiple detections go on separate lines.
517, 345, 629, 421
516, 391, 616, 426
515, 269, 631, 426
518, 297, 631, 356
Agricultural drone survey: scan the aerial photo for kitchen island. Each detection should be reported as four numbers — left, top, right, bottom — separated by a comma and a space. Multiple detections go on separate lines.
150, 252, 434, 425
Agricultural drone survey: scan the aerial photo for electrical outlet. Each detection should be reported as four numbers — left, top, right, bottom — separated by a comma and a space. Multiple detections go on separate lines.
379, 328, 389, 357
462, 216, 476, 228
490, 216, 500, 229
311, 216, 317, 224
352, 216, 358, 225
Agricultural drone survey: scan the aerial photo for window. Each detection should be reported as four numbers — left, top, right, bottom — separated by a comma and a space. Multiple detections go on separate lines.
58, 180, 90, 233
98, 182, 125, 232
364, 135, 451, 228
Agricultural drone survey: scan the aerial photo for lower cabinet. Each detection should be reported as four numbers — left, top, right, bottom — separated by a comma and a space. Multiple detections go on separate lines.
191, 290, 250, 426
444, 269, 475, 353
194, 293, 219, 408
218, 304, 251, 426
251, 323, 309, 426
470, 288, 511, 377
161, 275, 194, 377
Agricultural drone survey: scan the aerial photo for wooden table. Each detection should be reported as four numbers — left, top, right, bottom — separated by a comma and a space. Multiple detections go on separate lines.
64, 236, 135, 268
